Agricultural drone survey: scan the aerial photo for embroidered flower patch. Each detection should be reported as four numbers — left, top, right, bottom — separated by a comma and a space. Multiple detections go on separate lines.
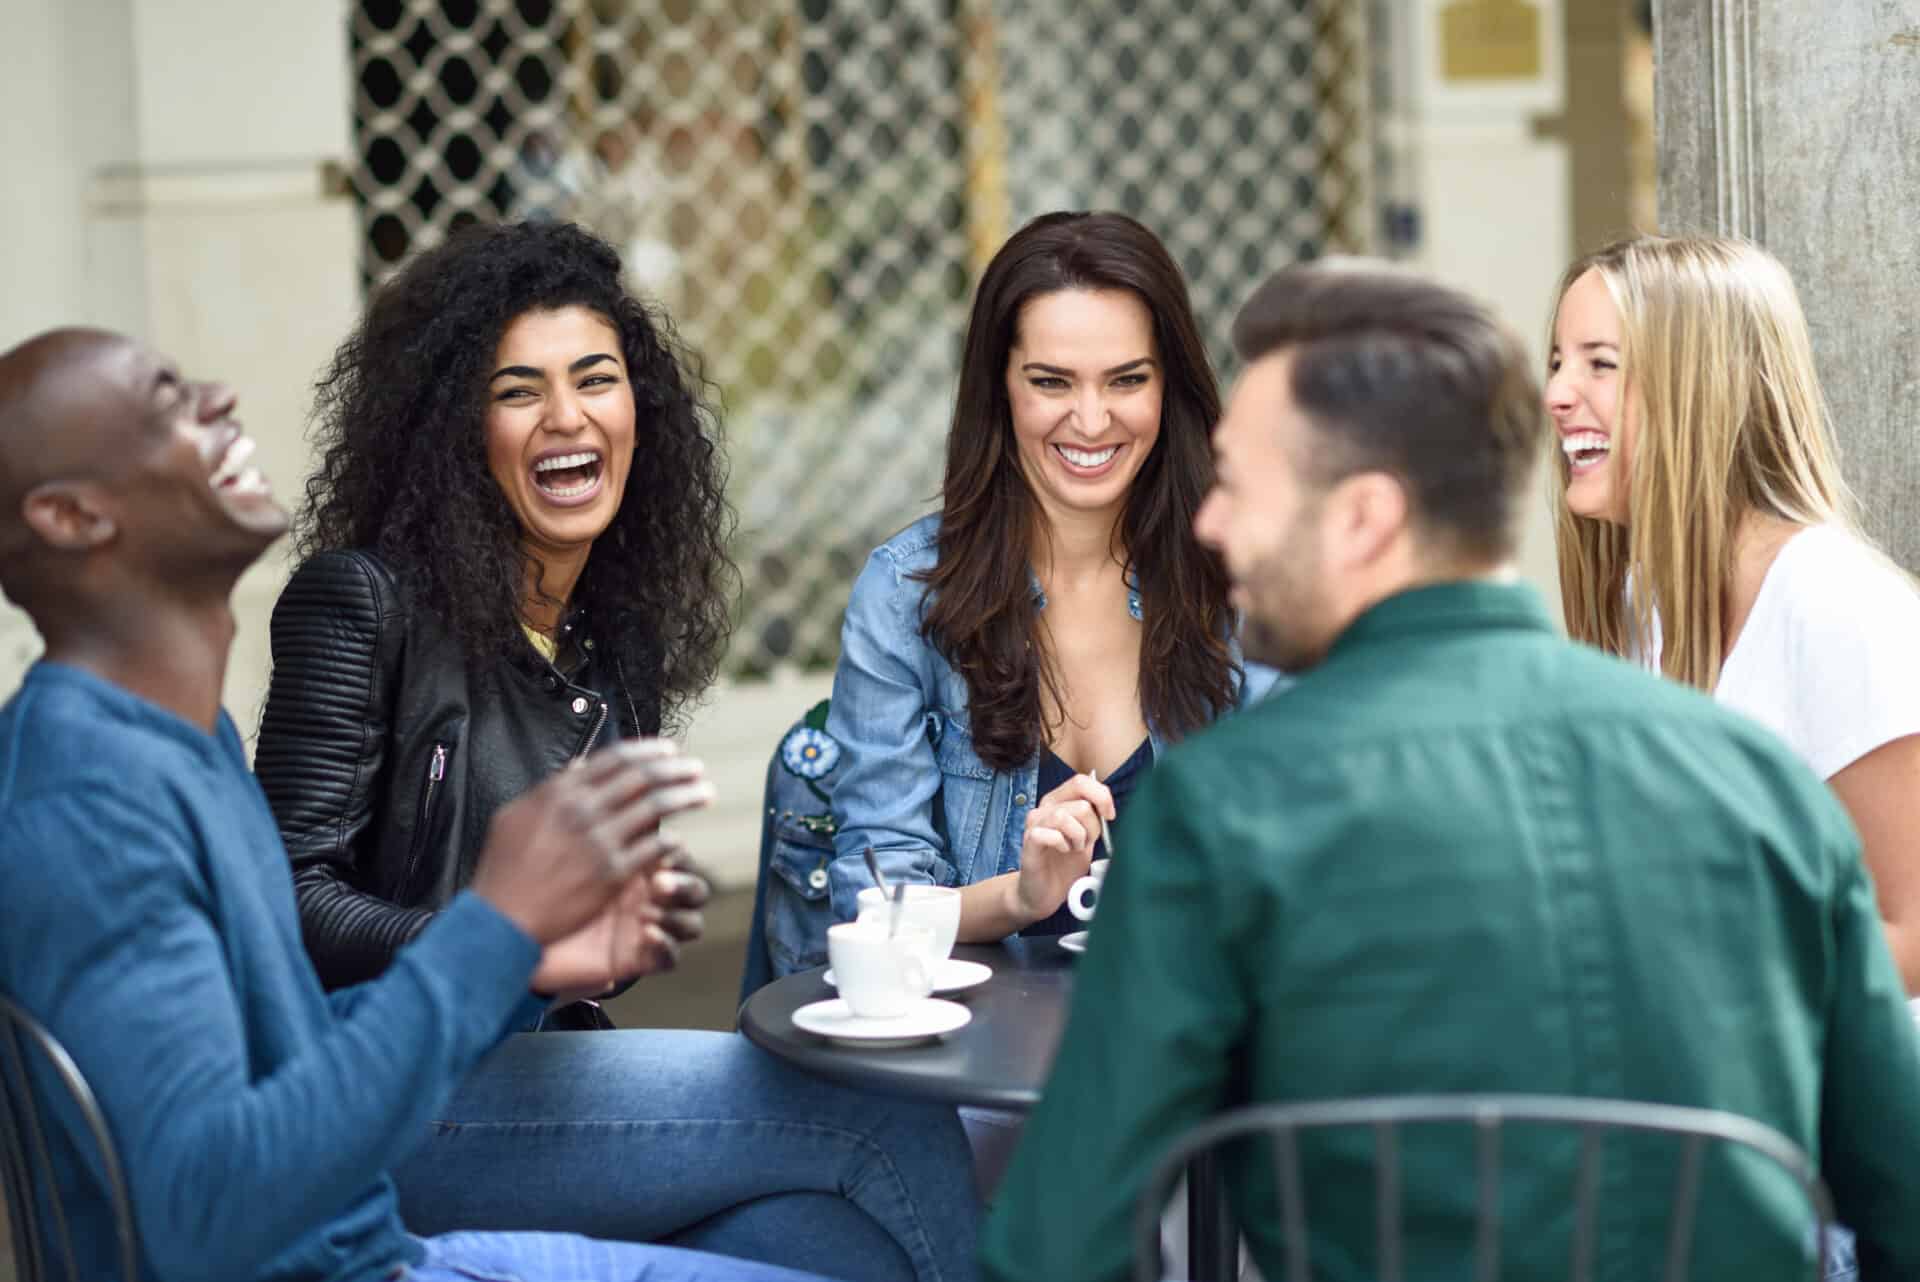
780, 726, 841, 780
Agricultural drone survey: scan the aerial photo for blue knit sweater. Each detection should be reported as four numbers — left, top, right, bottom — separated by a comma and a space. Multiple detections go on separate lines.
0, 662, 546, 1281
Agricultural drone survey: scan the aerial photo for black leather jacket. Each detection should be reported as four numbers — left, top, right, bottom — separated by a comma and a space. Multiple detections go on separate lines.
254, 549, 659, 992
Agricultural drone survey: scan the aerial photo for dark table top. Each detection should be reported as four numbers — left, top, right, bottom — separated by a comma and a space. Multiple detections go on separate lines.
738, 936, 1078, 1109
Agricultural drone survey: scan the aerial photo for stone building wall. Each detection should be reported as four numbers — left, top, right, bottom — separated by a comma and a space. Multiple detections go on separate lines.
1656, 0, 1920, 571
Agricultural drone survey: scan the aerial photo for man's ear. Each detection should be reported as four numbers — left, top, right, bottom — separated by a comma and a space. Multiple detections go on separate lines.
21, 482, 117, 551
1323, 471, 1409, 573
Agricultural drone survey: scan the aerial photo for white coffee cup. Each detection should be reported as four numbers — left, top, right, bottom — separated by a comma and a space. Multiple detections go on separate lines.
855, 884, 962, 962
1067, 858, 1110, 923
827, 921, 935, 1018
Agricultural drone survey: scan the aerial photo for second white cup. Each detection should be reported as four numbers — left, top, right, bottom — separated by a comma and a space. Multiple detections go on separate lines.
855, 884, 962, 962
1067, 858, 1110, 923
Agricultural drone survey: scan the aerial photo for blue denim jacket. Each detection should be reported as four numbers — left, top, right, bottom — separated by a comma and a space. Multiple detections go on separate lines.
750, 514, 1282, 984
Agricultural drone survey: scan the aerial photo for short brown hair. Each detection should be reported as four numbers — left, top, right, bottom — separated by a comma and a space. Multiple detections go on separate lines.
1233, 260, 1545, 560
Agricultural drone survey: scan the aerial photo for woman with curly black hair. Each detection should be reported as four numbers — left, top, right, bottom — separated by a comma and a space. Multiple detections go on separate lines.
253, 221, 979, 1281
256, 218, 734, 1020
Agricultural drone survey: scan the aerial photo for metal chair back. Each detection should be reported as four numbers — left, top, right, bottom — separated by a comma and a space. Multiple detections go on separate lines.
0, 992, 138, 1282
1134, 1094, 1834, 1282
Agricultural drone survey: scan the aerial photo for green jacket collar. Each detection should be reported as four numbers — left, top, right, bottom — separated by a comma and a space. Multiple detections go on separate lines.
1327, 578, 1555, 661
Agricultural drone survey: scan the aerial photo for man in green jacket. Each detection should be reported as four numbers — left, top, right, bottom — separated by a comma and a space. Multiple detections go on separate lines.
978, 261, 1919, 1282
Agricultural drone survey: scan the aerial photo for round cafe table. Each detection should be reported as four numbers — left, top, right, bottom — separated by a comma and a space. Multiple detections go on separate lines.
737, 935, 1236, 1282
737, 936, 1074, 1109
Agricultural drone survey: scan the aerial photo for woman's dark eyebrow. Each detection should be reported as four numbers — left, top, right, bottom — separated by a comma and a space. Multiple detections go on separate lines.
490, 352, 618, 384
1020, 357, 1156, 377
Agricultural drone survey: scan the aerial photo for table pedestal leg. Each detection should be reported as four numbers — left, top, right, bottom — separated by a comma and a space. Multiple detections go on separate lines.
1186, 1151, 1235, 1282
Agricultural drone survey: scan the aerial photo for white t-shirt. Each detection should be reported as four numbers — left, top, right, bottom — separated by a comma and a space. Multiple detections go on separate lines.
1716, 525, 1920, 779
1635, 525, 1920, 777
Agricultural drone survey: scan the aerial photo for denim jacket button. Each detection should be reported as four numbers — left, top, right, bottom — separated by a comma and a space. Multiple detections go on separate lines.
1014, 792, 1028, 805
808, 868, 829, 890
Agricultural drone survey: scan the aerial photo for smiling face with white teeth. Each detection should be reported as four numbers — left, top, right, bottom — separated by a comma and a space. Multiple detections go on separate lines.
1547, 268, 1634, 524
0, 330, 288, 611
105, 340, 289, 557
183, 376, 284, 540
1005, 287, 1163, 526
483, 305, 636, 589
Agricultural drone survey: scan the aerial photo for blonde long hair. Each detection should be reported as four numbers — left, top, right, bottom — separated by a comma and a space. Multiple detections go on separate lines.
1552, 235, 1858, 690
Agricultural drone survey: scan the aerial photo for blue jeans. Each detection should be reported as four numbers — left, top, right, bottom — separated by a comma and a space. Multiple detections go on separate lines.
410, 1229, 831, 1281
1825, 1226, 1856, 1280
391, 1031, 979, 1282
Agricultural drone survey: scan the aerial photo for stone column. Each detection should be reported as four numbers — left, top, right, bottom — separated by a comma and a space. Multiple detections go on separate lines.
1654, 0, 1920, 572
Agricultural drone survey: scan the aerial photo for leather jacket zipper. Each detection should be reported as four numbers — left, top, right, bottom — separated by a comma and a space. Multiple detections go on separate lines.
401, 742, 448, 890
574, 701, 609, 760
613, 653, 642, 740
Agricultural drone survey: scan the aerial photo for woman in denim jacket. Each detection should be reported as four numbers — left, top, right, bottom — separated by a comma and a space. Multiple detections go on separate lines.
762, 212, 1274, 976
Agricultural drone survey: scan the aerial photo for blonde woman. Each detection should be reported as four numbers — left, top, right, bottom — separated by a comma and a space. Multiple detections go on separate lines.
1547, 234, 1920, 993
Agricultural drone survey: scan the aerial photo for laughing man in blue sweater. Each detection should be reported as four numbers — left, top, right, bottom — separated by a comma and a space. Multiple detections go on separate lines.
0, 328, 843, 1282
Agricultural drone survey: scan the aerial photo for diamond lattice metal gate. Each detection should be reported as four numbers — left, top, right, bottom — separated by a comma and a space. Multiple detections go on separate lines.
349, 0, 1372, 677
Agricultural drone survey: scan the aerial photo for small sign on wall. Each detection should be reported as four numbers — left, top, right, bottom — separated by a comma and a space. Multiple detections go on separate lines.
1440, 0, 1544, 81
1415, 0, 1561, 116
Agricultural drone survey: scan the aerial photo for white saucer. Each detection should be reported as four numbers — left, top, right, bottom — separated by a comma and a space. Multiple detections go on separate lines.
824, 958, 992, 994
791, 997, 972, 1047
1059, 931, 1089, 954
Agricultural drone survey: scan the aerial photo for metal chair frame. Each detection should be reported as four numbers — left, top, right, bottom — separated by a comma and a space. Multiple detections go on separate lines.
0, 992, 138, 1282
1134, 1094, 1836, 1282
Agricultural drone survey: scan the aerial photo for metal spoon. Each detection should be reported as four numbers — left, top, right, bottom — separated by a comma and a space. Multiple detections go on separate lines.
1090, 769, 1116, 860
887, 880, 907, 939
863, 846, 890, 897
862, 847, 910, 937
